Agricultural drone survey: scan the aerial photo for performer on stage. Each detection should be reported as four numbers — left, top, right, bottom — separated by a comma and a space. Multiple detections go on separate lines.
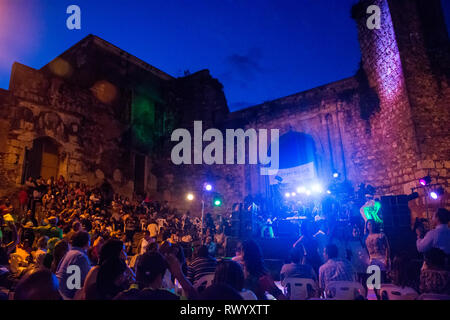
360, 194, 382, 224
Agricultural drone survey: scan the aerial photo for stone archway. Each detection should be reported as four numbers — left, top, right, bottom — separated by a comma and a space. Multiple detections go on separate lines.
268, 130, 318, 171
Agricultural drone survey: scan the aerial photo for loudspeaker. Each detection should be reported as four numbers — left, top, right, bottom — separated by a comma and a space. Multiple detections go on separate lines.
380, 195, 417, 256
380, 195, 411, 229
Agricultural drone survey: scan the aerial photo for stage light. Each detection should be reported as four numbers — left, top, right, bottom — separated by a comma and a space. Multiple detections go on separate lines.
419, 176, 431, 186
291, 192, 296, 197
306, 190, 311, 196
186, 193, 194, 201
312, 183, 323, 193
429, 186, 444, 200
333, 172, 339, 178
326, 190, 331, 194
204, 183, 213, 191
213, 199, 222, 206
285, 192, 291, 198
297, 186, 306, 193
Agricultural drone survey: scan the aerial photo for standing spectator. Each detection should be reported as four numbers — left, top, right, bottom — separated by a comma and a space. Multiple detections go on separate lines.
365, 219, 390, 280
293, 222, 322, 274
347, 225, 370, 284
18, 188, 28, 215
416, 208, 450, 255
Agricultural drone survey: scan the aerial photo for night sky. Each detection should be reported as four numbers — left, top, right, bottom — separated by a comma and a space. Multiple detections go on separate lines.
1, 0, 449, 111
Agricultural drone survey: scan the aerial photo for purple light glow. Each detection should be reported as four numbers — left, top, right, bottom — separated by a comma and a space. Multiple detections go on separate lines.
372, 0, 404, 103
430, 192, 438, 200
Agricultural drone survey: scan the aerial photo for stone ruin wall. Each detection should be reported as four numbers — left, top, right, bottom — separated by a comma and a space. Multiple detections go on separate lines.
352, 0, 450, 218
0, 0, 449, 220
0, 62, 147, 201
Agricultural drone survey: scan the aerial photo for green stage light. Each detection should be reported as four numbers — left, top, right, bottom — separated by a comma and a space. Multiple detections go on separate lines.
213, 199, 222, 207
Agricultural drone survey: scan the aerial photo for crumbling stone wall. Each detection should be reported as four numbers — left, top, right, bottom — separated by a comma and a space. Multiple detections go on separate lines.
227, 0, 449, 220
0, 62, 138, 199
351, 0, 450, 217
1, 1, 448, 220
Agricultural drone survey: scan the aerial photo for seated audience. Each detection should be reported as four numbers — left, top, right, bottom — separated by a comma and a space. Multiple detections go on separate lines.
14, 269, 61, 300
420, 248, 450, 295
280, 245, 317, 283
241, 240, 286, 300
214, 260, 257, 300
0, 174, 447, 301
115, 252, 197, 300
319, 244, 356, 292
56, 231, 91, 299
187, 245, 217, 286
199, 283, 244, 300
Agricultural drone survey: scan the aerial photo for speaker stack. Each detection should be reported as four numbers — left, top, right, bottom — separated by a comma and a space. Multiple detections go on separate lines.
380, 195, 417, 257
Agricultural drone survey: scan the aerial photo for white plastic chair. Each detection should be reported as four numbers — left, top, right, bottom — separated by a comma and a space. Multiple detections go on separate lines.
379, 284, 418, 300
193, 273, 215, 293
325, 281, 366, 300
282, 277, 318, 300
417, 293, 450, 300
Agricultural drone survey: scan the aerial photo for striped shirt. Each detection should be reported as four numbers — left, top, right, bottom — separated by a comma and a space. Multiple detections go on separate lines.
187, 257, 217, 285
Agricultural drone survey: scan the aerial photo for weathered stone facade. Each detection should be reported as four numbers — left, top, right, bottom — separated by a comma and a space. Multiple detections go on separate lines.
0, 0, 449, 220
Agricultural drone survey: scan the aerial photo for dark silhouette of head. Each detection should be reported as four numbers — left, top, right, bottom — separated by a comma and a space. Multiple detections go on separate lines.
199, 283, 243, 300
14, 269, 61, 300
213, 260, 245, 292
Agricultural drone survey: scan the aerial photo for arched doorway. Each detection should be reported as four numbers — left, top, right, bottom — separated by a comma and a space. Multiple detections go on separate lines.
269, 131, 317, 170
263, 131, 318, 215
266, 131, 318, 185
25, 137, 60, 180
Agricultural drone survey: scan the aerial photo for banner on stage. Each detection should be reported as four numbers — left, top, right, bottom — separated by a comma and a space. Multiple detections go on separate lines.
269, 162, 315, 185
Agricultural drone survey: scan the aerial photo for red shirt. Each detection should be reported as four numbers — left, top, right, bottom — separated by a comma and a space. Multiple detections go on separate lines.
19, 190, 28, 204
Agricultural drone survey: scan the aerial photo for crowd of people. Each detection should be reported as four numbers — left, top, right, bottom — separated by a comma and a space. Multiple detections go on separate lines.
0, 175, 449, 300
